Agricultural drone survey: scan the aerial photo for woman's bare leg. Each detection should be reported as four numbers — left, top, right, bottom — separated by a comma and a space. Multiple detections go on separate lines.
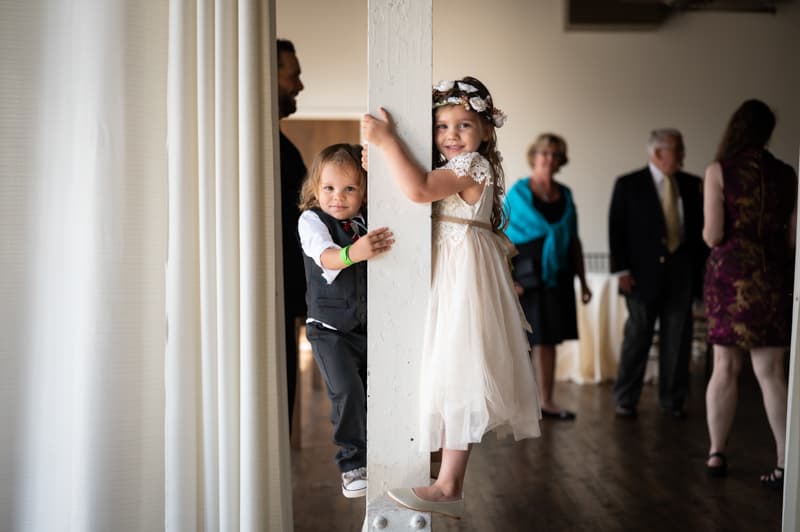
535, 344, 559, 411
705, 345, 743, 466
751, 347, 788, 469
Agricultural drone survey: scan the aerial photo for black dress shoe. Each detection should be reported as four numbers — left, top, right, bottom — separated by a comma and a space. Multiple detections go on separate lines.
541, 409, 576, 421
615, 405, 637, 418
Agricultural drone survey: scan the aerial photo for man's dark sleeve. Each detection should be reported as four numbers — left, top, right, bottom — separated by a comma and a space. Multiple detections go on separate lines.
608, 177, 629, 274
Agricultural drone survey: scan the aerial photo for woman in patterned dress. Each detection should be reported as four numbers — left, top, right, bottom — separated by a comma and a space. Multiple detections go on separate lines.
703, 99, 797, 489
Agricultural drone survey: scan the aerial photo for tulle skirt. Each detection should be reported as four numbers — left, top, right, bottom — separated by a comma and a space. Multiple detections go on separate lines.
418, 229, 541, 452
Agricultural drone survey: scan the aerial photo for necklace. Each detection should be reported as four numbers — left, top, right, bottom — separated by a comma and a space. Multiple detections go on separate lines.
530, 178, 558, 202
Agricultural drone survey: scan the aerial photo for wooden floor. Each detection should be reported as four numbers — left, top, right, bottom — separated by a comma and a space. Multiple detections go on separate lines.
291, 353, 784, 532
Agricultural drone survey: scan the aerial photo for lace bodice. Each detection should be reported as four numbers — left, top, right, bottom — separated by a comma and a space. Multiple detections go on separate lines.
433, 152, 494, 245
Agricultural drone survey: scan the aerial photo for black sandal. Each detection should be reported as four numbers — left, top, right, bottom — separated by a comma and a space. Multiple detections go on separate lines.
541, 409, 577, 421
760, 467, 784, 490
706, 452, 727, 478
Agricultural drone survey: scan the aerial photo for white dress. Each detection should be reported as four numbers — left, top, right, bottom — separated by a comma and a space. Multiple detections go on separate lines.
419, 152, 541, 452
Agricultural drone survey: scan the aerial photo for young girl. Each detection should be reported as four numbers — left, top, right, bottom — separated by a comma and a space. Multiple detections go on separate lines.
297, 143, 394, 498
361, 77, 541, 518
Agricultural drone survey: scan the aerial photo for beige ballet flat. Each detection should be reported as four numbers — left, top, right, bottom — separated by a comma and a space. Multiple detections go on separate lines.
387, 488, 464, 519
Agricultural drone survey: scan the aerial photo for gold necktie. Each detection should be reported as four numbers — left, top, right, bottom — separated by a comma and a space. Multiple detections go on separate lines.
662, 174, 680, 253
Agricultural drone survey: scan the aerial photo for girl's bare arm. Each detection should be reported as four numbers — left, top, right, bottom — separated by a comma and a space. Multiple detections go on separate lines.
361, 108, 481, 204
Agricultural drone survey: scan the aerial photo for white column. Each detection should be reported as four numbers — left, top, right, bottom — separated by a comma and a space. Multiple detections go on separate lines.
783, 150, 800, 532
366, 1, 432, 531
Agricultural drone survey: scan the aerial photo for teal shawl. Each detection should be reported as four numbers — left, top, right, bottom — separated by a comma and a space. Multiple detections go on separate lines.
503, 178, 577, 287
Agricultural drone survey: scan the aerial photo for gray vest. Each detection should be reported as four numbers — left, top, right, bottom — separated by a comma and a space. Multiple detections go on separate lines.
302, 208, 367, 332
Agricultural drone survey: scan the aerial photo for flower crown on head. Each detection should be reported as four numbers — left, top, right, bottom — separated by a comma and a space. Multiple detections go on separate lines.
432, 79, 508, 128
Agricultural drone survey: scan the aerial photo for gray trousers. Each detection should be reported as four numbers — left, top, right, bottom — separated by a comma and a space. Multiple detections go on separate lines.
305, 322, 367, 472
613, 255, 693, 409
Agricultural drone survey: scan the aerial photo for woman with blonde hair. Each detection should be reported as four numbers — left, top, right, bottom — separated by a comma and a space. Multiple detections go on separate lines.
504, 133, 591, 420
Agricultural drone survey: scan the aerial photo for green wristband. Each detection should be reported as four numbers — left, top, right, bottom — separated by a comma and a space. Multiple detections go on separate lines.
340, 245, 354, 267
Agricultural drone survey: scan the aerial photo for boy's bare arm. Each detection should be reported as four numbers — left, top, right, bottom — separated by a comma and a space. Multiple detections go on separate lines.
319, 227, 395, 270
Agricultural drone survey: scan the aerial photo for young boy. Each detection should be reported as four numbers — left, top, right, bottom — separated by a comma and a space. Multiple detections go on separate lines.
297, 143, 393, 497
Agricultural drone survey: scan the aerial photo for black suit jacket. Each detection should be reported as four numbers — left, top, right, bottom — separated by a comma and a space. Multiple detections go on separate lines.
280, 131, 308, 317
608, 166, 706, 304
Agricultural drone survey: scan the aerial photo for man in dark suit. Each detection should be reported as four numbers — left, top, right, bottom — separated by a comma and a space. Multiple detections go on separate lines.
277, 39, 307, 431
608, 129, 705, 419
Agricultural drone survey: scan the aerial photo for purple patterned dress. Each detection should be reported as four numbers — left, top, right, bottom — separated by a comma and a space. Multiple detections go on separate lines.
704, 149, 797, 348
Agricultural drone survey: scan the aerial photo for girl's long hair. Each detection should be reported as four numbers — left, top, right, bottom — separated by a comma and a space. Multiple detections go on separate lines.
432, 76, 507, 232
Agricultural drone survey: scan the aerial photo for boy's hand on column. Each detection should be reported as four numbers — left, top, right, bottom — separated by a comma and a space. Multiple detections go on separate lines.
348, 227, 394, 263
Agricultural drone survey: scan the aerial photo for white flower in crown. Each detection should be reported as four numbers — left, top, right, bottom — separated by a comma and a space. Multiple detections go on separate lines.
469, 96, 488, 112
457, 82, 479, 93
492, 108, 508, 128
434, 80, 454, 92
446, 96, 464, 105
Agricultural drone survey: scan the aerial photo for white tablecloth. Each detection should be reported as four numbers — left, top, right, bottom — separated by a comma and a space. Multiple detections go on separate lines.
554, 273, 658, 384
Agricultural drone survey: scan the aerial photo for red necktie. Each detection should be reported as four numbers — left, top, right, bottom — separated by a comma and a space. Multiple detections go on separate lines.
341, 220, 360, 241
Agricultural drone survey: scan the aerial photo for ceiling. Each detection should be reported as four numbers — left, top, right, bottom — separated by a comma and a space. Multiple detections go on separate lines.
566, 0, 792, 29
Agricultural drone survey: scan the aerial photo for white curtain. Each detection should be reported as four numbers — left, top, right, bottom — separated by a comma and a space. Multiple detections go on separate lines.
0, 0, 291, 530
166, 0, 291, 530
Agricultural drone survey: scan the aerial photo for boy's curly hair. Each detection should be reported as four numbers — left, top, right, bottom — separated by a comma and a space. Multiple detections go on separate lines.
298, 144, 366, 211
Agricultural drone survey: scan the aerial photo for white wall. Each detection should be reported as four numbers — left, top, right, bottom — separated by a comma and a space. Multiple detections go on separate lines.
277, 0, 800, 253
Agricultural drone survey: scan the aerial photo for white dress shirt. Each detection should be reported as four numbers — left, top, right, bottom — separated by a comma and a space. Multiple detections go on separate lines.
299, 209, 345, 285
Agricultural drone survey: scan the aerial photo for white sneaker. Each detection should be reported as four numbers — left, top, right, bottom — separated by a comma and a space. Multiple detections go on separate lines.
341, 467, 367, 498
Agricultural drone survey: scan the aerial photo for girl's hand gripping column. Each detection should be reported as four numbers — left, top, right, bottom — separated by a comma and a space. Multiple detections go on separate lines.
361, 107, 397, 148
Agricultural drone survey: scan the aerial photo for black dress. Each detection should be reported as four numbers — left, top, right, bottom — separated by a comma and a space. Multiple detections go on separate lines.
513, 190, 579, 346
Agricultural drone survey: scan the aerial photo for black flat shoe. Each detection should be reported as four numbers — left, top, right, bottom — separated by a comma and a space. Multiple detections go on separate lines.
707, 452, 727, 478
541, 409, 576, 421
760, 467, 784, 490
